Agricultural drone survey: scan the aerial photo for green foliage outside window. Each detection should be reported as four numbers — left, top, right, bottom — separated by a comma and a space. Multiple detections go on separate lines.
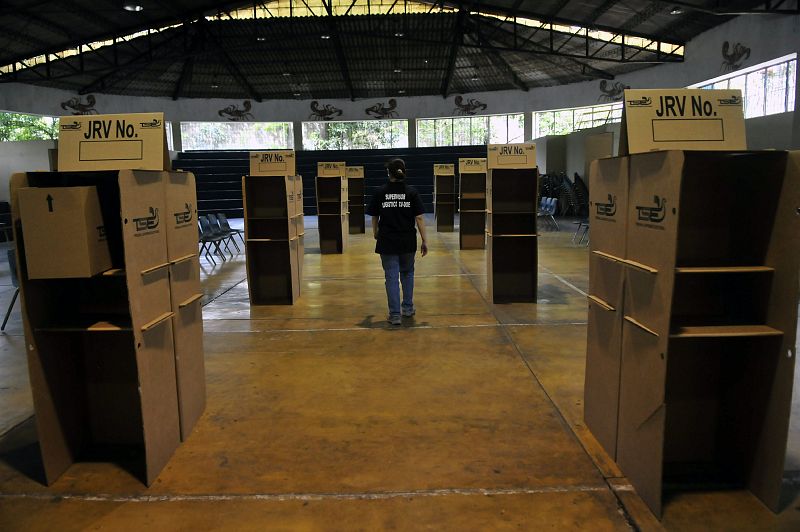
0, 112, 58, 141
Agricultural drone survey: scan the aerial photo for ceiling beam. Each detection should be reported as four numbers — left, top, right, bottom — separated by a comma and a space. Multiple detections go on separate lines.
618, 1, 666, 33
202, 23, 263, 102
471, 24, 528, 91
484, 20, 615, 80
1, 0, 254, 66
322, 0, 355, 100
441, 8, 466, 97
77, 29, 185, 94
434, 0, 685, 44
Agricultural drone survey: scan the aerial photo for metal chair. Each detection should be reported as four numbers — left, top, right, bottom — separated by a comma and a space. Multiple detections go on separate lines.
206, 214, 239, 254
2, 248, 19, 331
217, 213, 244, 245
198, 218, 227, 264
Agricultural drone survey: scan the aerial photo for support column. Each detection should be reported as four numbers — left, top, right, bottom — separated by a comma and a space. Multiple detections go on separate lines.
524, 111, 533, 142
293, 121, 303, 151
407, 118, 416, 148
170, 120, 182, 152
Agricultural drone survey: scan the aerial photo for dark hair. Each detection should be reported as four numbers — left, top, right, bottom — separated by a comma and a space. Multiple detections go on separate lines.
385, 158, 406, 180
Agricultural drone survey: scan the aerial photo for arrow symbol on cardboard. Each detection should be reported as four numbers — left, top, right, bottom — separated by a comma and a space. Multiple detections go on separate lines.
46, 194, 54, 212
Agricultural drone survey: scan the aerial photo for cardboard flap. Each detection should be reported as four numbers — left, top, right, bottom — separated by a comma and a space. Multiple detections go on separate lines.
458, 158, 487, 174
317, 162, 346, 177
433, 164, 455, 176
620, 89, 746, 155
249, 150, 296, 176
58, 113, 168, 172
346, 166, 365, 178
487, 143, 537, 169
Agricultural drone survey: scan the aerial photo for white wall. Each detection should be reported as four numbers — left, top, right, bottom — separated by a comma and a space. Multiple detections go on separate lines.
746, 112, 796, 150
0, 140, 55, 202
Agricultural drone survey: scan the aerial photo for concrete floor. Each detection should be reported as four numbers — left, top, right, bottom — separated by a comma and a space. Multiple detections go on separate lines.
0, 215, 799, 531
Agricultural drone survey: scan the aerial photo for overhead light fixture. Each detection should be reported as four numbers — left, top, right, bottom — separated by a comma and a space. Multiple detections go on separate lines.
293, 92, 301, 97
282, 72, 292, 77
470, 76, 479, 81
123, 2, 144, 11
395, 32, 404, 37
256, 36, 266, 42
398, 89, 406, 94
424, 59, 429, 64
210, 84, 219, 89
321, 34, 331, 40
670, 7, 684, 14
393, 68, 402, 73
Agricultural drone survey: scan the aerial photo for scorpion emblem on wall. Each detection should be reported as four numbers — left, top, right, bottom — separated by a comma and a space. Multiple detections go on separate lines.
218, 100, 255, 121
309, 101, 343, 120
365, 99, 398, 119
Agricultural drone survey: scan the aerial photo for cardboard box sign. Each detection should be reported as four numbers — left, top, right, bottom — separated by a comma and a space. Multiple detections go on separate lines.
620, 89, 746, 155
317, 162, 346, 177
58, 112, 169, 172
459, 158, 487, 174
18, 186, 113, 279
433, 164, 455, 176
487, 143, 537, 169
250, 150, 296, 176
346, 166, 365, 178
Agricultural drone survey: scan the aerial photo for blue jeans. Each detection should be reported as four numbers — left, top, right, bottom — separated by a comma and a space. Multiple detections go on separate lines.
380, 253, 416, 317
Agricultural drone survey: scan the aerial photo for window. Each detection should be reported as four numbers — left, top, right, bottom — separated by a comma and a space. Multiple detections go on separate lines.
416, 113, 523, 147
691, 53, 797, 118
302, 120, 408, 150
165, 121, 174, 151
179, 121, 293, 150
533, 103, 622, 138
0, 111, 58, 141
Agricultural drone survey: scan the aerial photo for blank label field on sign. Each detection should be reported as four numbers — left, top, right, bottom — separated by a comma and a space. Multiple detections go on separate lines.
651, 119, 725, 142
258, 162, 287, 173
79, 140, 143, 161
497, 154, 528, 165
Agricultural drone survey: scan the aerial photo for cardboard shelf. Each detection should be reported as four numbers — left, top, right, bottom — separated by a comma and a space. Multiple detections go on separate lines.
588, 294, 615, 311
675, 266, 774, 274
669, 325, 783, 338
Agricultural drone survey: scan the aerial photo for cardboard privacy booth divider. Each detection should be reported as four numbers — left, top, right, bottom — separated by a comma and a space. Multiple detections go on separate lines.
486, 144, 538, 303
163, 171, 206, 440
243, 157, 302, 305
58, 112, 170, 172
584, 150, 800, 518
10, 167, 206, 486
584, 132, 614, 180
346, 166, 366, 234
619, 89, 746, 155
18, 186, 112, 279
316, 167, 349, 254
458, 158, 487, 250
249, 150, 296, 177
433, 164, 455, 232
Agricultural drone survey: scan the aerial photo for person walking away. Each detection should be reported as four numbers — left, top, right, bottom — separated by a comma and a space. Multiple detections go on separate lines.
366, 158, 428, 325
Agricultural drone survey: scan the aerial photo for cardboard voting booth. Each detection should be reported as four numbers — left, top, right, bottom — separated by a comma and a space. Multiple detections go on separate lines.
10, 113, 205, 486
585, 90, 800, 518
458, 158, 487, 250
346, 166, 366, 234
243, 151, 301, 305
486, 144, 538, 303
316, 162, 348, 254
433, 164, 455, 232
